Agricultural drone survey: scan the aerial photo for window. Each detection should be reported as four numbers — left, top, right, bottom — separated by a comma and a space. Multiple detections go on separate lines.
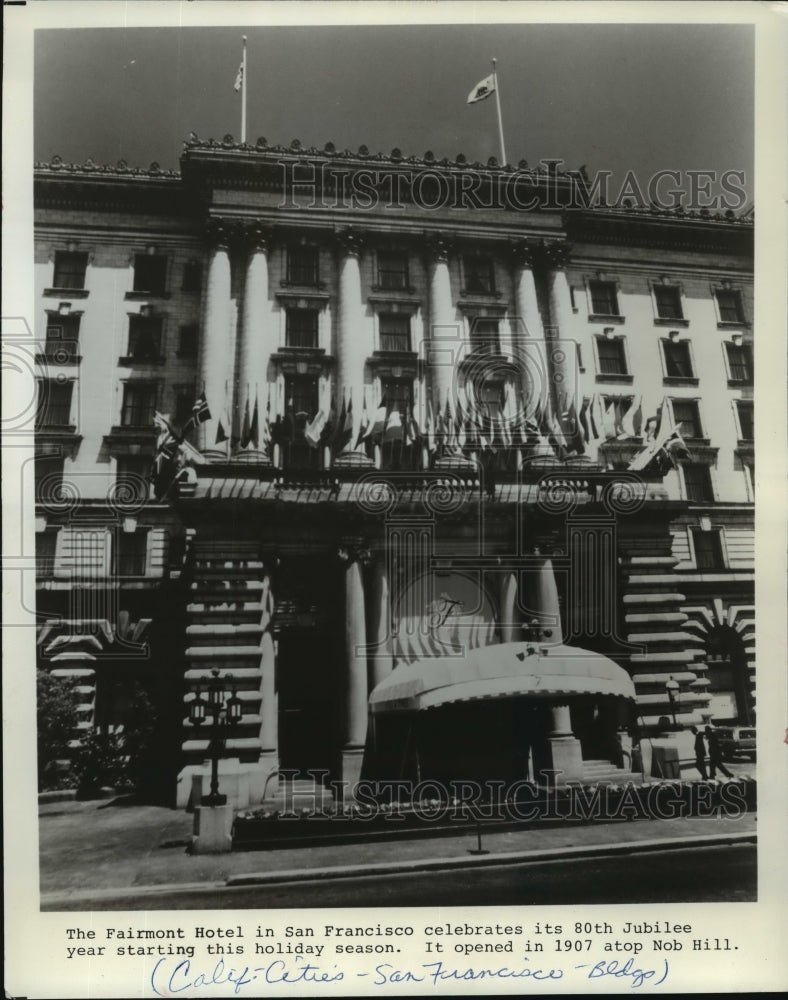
596, 337, 628, 376
44, 314, 81, 361
589, 280, 619, 317
663, 340, 694, 379
377, 251, 409, 290
479, 380, 504, 421
113, 530, 148, 577
173, 385, 195, 429
683, 463, 714, 503
654, 285, 683, 320
716, 289, 744, 324
53, 251, 88, 290
464, 257, 496, 295
34, 456, 65, 501
285, 309, 319, 349
285, 375, 319, 435
182, 261, 202, 293
178, 324, 199, 359
725, 343, 753, 383
36, 530, 58, 576
736, 401, 754, 441
36, 379, 73, 427
671, 399, 702, 439
381, 378, 412, 414
115, 457, 151, 505
127, 315, 163, 362
692, 529, 725, 570
121, 382, 157, 427
379, 314, 411, 353
133, 254, 167, 294
470, 318, 500, 354
287, 246, 319, 286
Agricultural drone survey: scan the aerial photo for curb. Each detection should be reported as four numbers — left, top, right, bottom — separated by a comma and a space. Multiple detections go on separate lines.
40, 829, 755, 907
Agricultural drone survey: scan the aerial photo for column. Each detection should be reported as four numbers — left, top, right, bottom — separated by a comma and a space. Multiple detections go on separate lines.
236, 222, 273, 461
499, 571, 519, 643
525, 553, 563, 640
367, 557, 393, 690
199, 221, 232, 456
257, 629, 278, 786
334, 227, 370, 463
512, 240, 547, 427
426, 236, 455, 415
544, 242, 576, 419
342, 552, 368, 793
546, 703, 584, 783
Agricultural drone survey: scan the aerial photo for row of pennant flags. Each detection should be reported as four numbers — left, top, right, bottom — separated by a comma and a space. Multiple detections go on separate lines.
152, 384, 691, 476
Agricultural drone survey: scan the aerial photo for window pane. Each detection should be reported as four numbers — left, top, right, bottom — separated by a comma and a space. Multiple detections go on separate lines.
589, 280, 619, 316
736, 402, 754, 440
128, 316, 163, 361
45, 316, 81, 360
36, 530, 58, 576
693, 530, 724, 569
285, 309, 318, 348
378, 252, 409, 290
182, 261, 202, 292
464, 258, 495, 294
726, 343, 752, 381
178, 324, 199, 359
53, 251, 88, 289
285, 376, 318, 427
672, 400, 701, 438
114, 531, 148, 577
287, 247, 319, 285
379, 314, 410, 352
654, 285, 683, 319
597, 338, 627, 374
664, 341, 693, 378
716, 290, 743, 323
36, 380, 73, 426
684, 464, 713, 502
381, 379, 412, 412
470, 319, 500, 353
133, 255, 167, 294
121, 384, 157, 426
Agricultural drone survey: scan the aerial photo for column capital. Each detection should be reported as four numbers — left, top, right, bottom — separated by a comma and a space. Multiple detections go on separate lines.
510, 238, 540, 269
243, 220, 274, 253
542, 241, 573, 269
424, 233, 454, 263
205, 218, 233, 251
333, 225, 366, 257
338, 541, 372, 566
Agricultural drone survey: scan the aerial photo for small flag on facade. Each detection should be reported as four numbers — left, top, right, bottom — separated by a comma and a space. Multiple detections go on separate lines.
234, 63, 244, 92
304, 409, 328, 448
192, 393, 211, 425
467, 73, 496, 104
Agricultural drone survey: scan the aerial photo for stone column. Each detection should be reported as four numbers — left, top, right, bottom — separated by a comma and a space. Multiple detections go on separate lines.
544, 242, 575, 419
367, 557, 393, 691
334, 228, 370, 463
342, 551, 368, 793
257, 629, 278, 793
236, 222, 273, 462
547, 703, 584, 783
426, 236, 455, 416
512, 240, 547, 424
199, 221, 233, 457
500, 571, 519, 643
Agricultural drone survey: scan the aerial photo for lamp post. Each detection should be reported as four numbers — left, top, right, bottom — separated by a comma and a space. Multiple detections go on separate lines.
189, 668, 243, 806
665, 677, 679, 728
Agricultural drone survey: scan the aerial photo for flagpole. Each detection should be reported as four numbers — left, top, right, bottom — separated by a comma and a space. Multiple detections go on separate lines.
241, 36, 247, 143
492, 58, 507, 165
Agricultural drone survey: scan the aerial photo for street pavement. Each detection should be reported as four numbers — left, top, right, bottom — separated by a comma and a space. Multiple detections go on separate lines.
39, 760, 756, 910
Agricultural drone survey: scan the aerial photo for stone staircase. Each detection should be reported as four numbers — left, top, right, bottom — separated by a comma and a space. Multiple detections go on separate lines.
581, 758, 643, 785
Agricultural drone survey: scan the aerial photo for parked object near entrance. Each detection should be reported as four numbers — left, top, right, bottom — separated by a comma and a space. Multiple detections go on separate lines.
713, 725, 757, 762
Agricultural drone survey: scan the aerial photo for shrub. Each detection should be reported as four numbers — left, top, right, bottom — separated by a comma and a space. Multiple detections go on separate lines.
36, 670, 80, 790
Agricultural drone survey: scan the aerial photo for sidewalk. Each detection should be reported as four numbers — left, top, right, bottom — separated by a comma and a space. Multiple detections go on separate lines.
39, 768, 757, 906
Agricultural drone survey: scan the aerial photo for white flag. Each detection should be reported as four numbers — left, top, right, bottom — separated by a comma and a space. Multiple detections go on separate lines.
234, 64, 244, 92
467, 74, 496, 104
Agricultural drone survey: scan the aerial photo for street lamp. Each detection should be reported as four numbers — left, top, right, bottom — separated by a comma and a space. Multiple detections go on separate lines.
665, 677, 680, 728
189, 668, 243, 807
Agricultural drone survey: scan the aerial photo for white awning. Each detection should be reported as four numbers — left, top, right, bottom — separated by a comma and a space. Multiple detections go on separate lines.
369, 641, 635, 714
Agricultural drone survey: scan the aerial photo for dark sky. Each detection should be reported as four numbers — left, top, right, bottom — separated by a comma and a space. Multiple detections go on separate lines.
35, 22, 754, 197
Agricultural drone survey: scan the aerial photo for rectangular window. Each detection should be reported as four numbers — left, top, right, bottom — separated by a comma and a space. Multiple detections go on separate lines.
173, 385, 194, 429
736, 401, 754, 441
121, 382, 157, 427
671, 399, 702, 439
287, 247, 319, 286
182, 261, 202, 293
663, 340, 694, 378
377, 251, 409, 290
115, 457, 151, 505
725, 343, 753, 382
36, 379, 73, 427
379, 314, 411, 352
470, 318, 500, 353
654, 285, 683, 320
597, 337, 628, 375
178, 323, 199, 359
133, 254, 167, 294
381, 378, 412, 414
127, 315, 163, 362
683, 463, 714, 503
464, 257, 496, 295
44, 315, 81, 361
692, 529, 725, 570
285, 309, 319, 349
285, 375, 319, 434
53, 251, 88, 290
716, 289, 744, 324
589, 280, 619, 317
113, 530, 148, 577
36, 530, 58, 576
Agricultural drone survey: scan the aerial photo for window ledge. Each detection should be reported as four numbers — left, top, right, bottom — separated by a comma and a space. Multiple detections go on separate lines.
663, 376, 699, 387
717, 320, 750, 330
280, 279, 327, 291
43, 287, 89, 298
459, 289, 502, 300
654, 317, 689, 327
275, 290, 331, 304
36, 353, 82, 365
588, 314, 624, 324
371, 284, 416, 295
595, 373, 633, 384
118, 356, 166, 366
124, 291, 170, 300
727, 378, 753, 388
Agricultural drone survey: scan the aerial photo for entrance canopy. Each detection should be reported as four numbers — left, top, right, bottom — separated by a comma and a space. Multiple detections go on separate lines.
369, 642, 635, 714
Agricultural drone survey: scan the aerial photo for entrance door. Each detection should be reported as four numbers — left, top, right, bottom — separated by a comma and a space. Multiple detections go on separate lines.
277, 631, 337, 779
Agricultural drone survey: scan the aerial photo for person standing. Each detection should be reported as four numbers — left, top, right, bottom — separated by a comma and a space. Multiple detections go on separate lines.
705, 725, 734, 779
691, 725, 708, 779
